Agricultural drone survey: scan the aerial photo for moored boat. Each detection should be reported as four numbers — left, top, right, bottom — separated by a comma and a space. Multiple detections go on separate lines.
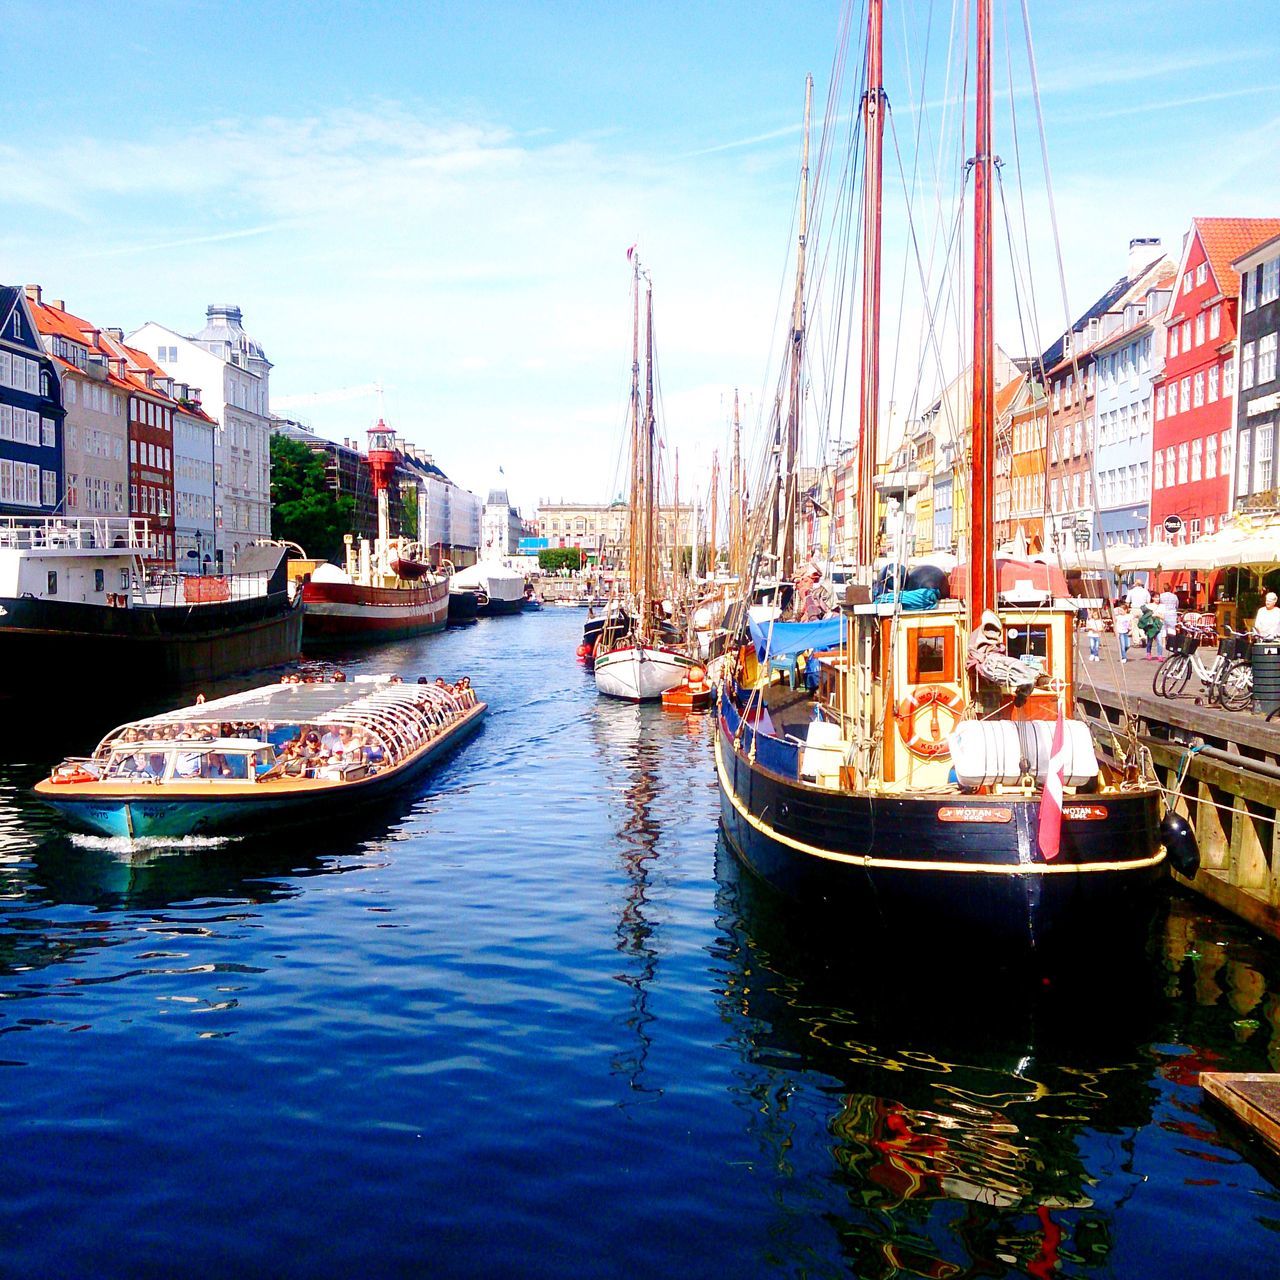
0, 517, 303, 697
715, 2, 1195, 962
450, 559, 526, 616
300, 420, 449, 645
36, 674, 485, 839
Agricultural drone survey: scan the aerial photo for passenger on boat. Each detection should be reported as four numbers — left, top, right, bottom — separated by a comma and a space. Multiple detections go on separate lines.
174, 746, 202, 778
320, 725, 342, 754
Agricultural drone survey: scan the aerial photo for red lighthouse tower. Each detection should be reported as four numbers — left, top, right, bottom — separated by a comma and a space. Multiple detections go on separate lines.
368, 418, 398, 545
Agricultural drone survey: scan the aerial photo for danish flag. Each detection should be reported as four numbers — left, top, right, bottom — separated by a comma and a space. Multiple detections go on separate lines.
1037, 703, 1066, 861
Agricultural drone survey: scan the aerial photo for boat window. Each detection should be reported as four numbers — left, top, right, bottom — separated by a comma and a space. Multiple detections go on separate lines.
94, 569, 104, 592
1005, 625, 1050, 663
907, 627, 955, 684
47, 571, 57, 595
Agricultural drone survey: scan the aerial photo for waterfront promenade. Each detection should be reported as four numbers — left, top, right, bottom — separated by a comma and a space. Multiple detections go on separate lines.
1076, 632, 1280, 940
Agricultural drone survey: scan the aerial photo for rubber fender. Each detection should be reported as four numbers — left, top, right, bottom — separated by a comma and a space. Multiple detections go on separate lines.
1160, 811, 1200, 879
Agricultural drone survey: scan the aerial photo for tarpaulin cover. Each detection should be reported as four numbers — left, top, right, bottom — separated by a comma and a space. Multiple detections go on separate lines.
749, 615, 845, 662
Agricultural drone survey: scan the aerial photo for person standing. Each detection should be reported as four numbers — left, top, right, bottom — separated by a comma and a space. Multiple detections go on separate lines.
1114, 602, 1132, 662
1086, 610, 1105, 661
1159, 589, 1180, 659
1254, 591, 1280, 640
1126, 580, 1151, 614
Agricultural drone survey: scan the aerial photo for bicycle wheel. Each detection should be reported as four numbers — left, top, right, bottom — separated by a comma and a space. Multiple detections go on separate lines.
1155, 655, 1190, 698
1219, 661, 1253, 711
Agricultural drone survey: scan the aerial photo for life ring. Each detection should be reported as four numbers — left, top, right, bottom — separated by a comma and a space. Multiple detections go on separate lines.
895, 686, 964, 758
49, 766, 94, 785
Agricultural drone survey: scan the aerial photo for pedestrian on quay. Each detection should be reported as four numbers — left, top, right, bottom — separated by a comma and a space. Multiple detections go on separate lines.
1159, 588, 1180, 658
1125, 580, 1151, 614
1114, 601, 1132, 662
1138, 603, 1163, 659
1086, 609, 1105, 661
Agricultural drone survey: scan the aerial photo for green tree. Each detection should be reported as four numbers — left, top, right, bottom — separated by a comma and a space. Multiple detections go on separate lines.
538, 547, 586, 573
270, 435, 355, 562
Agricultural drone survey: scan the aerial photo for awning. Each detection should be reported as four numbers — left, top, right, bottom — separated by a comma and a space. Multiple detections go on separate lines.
749, 616, 845, 662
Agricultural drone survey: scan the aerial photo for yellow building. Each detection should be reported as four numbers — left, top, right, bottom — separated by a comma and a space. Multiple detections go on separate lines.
536, 498, 694, 567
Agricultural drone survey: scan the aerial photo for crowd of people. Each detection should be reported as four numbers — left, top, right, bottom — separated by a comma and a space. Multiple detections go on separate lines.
96, 672, 479, 784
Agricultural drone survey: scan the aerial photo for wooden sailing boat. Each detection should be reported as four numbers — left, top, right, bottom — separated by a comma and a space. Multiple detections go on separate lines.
715, 0, 1198, 957
595, 259, 696, 701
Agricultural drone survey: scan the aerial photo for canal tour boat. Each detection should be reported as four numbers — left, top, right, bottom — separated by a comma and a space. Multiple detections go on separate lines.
715, 2, 1198, 958
35, 675, 485, 839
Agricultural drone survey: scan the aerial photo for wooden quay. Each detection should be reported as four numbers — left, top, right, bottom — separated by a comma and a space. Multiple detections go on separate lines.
1074, 635, 1280, 940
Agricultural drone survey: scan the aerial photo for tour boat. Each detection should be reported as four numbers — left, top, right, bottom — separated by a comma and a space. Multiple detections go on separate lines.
36, 675, 485, 839
0, 516, 303, 697
715, 3, 1197, 959
300, 420, 449, 645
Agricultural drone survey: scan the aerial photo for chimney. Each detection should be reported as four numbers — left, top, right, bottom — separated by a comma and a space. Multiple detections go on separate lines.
106, 326, 124, 341
191, 387, 202, 407
1128, 237, 1162, 280
23, 284, 41, 305
51, 300, 65, 311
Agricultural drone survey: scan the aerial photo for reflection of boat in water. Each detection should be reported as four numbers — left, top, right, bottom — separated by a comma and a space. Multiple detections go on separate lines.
36, 675, 485, 838
712, 836, 1162, 1276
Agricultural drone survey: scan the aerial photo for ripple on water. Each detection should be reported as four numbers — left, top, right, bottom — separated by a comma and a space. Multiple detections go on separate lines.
0, 611, 1277, 1278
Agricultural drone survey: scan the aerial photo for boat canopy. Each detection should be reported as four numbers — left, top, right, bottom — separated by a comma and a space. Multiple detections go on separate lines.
97, 678, 466, 768
748, 615, 845, 662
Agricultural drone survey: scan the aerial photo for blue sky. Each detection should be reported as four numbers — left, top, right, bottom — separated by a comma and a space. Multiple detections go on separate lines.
4, 0, 1280, 515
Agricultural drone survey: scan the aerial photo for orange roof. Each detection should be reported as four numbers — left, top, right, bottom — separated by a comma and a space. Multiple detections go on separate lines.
995, 374, 1025, 420
1193, 217, 1280, 300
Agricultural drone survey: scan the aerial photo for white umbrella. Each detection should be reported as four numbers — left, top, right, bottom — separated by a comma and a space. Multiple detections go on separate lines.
1109, 542, 1173, 572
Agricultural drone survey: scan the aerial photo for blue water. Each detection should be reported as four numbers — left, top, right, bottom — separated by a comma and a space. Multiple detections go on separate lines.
2, 608, 1279, 1278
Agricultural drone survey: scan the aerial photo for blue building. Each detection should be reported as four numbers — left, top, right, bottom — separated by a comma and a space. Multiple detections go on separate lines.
1092, 268, 1174, 551
0, 285, 64, 518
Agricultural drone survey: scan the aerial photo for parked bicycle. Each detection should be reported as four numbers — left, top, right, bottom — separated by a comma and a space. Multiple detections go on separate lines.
1152, 622, 1253, 710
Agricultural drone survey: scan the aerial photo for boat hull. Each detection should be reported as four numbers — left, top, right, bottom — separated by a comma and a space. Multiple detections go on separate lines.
41, 702, 486, 838
476, 595, 524, 617
595, 643, 694, 701
715, 699, 1166, 958
0, 592, 303, 696
301, 579, 449, 645
447, 589, 480, 624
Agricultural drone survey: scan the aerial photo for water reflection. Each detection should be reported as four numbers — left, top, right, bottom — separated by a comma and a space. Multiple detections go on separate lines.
711, 840, 1280, 1277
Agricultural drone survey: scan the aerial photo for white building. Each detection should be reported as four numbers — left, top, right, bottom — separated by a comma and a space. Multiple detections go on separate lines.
129, 305, 272, 570
399, 443, 482, 563
172, 386, 217, 570
482, 482, 522, 558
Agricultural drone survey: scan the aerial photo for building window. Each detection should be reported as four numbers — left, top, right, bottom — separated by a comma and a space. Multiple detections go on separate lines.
1259, 332, 1278, 385
1154, 386, 1165, 420
1180, 377, 1191, 412
1206, 433, 1217, 479
1181, 321, 1191, 351
1183, 274, 1192, 296
1196, 263, 1208, 287
1222, 430, 1233, 476
1243, 341, 1256, 390
1154, 452, 1164, 489
1210, 303, 1221, 339
1208, 365, 1219, 402
1239, 432, 1251, 493
1195, 314, 1205, 346
1193, 373, 1204, 407
1169, 328, 1178, 358
1244, 269, 1257, 312
1224, 357, 1236, 396
1191, 437, 1202, 482
1264, 258, 1280, 306
1256, 423, 1274, 494
1177, 443, 1189, 485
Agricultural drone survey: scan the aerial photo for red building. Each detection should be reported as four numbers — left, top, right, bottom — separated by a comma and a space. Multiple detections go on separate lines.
101, 331, 179, 570
1150, 218, 1280, 546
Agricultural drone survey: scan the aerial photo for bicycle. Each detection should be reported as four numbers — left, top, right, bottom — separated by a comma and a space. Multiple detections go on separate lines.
1152, 623, 1253, 710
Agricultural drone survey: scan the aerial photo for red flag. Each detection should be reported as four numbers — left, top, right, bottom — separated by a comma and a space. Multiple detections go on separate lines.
626, 244, 636, 260
1037, 704, 1066, 861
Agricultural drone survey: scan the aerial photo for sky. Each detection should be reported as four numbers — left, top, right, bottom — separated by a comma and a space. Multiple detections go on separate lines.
4, 0, 1280, 516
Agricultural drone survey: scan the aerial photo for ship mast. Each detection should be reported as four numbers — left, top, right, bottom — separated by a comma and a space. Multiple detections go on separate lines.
857, 0, 885, 569
730, 390, 742, 579
781, 74, 813, 583
709, 448, 719, 580
642, 277, 657, 638
969, 0, 996, 628
627, 258, 642, 604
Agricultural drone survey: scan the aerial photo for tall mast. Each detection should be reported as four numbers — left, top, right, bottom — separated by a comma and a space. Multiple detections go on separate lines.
730, 390, 742, 578
781, 74, 813, 582
969, 0, 996, 626
627, 257, 642, 599
709, 448, 719, 579
672, 448, 680, 596
643, 278, 656, 635
858, 0, 885, 568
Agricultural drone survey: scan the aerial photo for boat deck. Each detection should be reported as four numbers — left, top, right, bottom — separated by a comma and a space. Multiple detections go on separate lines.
1201, 1073, 1280, 1159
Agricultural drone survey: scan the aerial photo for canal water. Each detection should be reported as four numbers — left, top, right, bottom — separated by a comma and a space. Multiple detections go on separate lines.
1, 607, 1279, 1278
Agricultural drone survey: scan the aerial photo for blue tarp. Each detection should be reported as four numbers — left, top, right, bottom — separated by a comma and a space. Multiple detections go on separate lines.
749, 616, 846, 662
